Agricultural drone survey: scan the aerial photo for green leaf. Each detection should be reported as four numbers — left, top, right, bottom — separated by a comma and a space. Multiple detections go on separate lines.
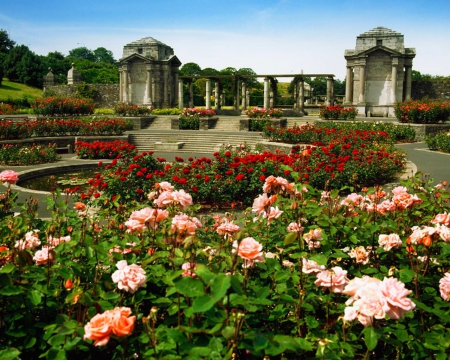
27, 290, 42, 306
211, 274, 231, 302
363, 326, 378, 351
221, 326, 235, 340
0, 348, 21, 360
192, 295, 214, 313
174, 277, 204, 297
309, 254, 328, 266
0, 285, 23, 296
229, 275, 243, 295
48, 334, 66, 347
194, 264, 215, 285
253, 333, 269, 350
273, 335, 301, 352
101, 292, 120, 300
284, 232, 297, 246
46, 348, 66, 360
0, 263, 15, 274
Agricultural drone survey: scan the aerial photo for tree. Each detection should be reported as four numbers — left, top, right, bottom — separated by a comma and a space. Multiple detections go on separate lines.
201, 67, 219, 76
0, 29, 15, 55
237, 68, 260, 90
94, 47, 116, 64
68, 47, 96, 62
179, 62, 202, 77
4, 45, 45, 87
42, 51, 71, 84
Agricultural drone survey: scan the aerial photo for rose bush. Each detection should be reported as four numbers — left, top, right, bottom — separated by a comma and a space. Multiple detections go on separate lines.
1, 166, 450, 358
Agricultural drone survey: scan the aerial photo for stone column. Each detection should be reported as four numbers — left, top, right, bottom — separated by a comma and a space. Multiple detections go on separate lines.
405, 65, 412, 101
128, 72, 132, 103
146, 64, 153, 105
206, 79, 211, 109
214, 82, 220, 110
235, 78, 240, 111
241, 82, 247, 114
178, 79, 184, 109
152, 68, 159, 107
221, 90, 226, 107
391, 58, 398, 104
189, 82, 194, 108
263, 77, 269, 109
345, 66, 353, 104
246, 90, 250, 107
293, 82, 297, 109
358, 60, 366, 103
298, 78, 305, 115
119, 69, 123, 101
122, 66, 129, 102
163, 67, 169, 108
326, 76, 334, 106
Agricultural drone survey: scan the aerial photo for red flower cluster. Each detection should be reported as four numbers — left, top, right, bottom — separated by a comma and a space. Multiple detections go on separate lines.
75, 140, 137, 159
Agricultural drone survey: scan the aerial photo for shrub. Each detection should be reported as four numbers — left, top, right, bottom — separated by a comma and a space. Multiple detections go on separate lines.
151, 107, 183, 116
245, 107, 283, 119
31, 97, 96, 116
319, 105, 358, 120
114, 103, 153, 116
0, 143, 59, 165
425, 131, 450, 153
394, 99, 450, 123
75, 140, 138, 159
1, 170, 450, 358
178, 108, 216, 130
0, 103, 15, 115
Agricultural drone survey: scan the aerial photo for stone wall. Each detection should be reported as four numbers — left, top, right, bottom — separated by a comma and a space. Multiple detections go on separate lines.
412, 80, 450, 101
45, 84, 120, 108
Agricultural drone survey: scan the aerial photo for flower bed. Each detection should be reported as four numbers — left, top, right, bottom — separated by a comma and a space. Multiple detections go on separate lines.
1, 167, 450, 358
0, 143, 59, 165
425, 131, 450, 153
114, 103, 153, 116
319, 105, 358, 120
75, 140, 138, 159
394, 99, 450, 123
245, 107, 284, 132
0, 103, 16, 115
0, 117, 133, 140
263, 121, 416, 144
81, 136, 405, 207
178, 108, 216, 130
31, 97, 96, 116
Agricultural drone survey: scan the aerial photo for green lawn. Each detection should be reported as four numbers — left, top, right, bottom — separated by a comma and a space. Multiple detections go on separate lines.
0, 78, 43, 100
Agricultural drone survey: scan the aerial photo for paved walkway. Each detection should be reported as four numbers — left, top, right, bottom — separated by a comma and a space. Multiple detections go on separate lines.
2, 119, 450, 218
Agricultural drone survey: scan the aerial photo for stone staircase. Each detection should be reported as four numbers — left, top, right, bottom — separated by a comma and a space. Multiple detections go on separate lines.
127, 130, 264, 153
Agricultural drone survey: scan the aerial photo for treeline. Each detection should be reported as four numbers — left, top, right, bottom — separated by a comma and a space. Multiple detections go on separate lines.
0, 29, 119, 88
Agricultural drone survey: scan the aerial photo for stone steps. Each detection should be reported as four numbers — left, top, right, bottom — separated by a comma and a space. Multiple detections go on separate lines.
128, 131, 263, 152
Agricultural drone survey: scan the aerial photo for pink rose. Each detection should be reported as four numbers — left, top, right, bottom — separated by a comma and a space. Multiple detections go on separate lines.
265, 206, 283, 223
15, 230, 41, 250
0, 170, 18, 185
171, 189, 193, 209
378, 233, 403, 251
171, 214, 201, 241
439, 273, 450, 301
378, 277, 415, 319
302, 258, 326, 274
287, 222, 304, 233
437, 224, 450, 242
252, 193, 276, 216
33, 246, 54, 266
232, 237, 264, 268
348, 246, 370, 264
314, 266, 348, 293
156, 181, 174, 192
111, 260, 146, 294
432, 213, 450, 226
216, 221, 240, 239
84, 311, 113, 346
181, 262, 197, 277
262, 175, 290, 194
110, 307, 136, 337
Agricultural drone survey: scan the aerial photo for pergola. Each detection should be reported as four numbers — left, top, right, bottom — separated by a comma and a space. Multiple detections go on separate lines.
178, 73, 335, 114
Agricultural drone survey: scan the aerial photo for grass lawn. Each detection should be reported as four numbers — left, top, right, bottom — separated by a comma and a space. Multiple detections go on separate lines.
0, 78, 43, 100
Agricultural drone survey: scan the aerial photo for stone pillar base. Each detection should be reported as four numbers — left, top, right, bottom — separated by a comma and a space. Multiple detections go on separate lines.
356, 105, 366, 117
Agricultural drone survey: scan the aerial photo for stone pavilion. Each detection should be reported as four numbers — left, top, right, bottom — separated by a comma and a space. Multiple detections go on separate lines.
118, 37, 182, 108
344, 27, 416, 117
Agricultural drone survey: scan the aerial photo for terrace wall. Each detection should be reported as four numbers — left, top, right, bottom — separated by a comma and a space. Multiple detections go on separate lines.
45, 84, 120, 108
412, 80, 450, 101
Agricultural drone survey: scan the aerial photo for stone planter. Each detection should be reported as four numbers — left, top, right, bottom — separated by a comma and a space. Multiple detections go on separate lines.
240, 118, 287, 131
154, 141, 184, 151
121, 116, 156, 130
171, 117, 218, 130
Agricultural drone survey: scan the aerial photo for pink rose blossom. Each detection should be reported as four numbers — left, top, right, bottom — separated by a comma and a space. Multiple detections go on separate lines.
15, 230, 40, 250
378, 277, 416, 319
287, 222, 304, 233
439, 273, 450, 301
111, 260, 146, 294
216, 221, 240, 239
314, 266, 348, 293
47, 235, 71, 247
171, 189, 193, 209
264, 206, 283, 223
378, 233, 403, 251
252, 193, 277, 216
262, 176, 290, 194
125, 208, 169, 232
232, 237, 264, 268
302, 258, 326, 274
33, 246, 54, 266
171, 214, 201, 241
157, 181, 174, 192
431, 213, 450, 226
392, 186, 408, 196
349, 246, 370, 264
436, 224, 450, 242
181, 262, 197, 277
0, 170, 19, 185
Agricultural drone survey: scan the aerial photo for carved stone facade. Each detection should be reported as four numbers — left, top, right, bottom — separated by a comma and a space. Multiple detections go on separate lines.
119, 37, 181, 108
344, 27, 416, 117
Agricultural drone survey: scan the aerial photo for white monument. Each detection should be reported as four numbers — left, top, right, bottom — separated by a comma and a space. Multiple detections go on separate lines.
119, 37, 181, 108
344, 27, 416, 117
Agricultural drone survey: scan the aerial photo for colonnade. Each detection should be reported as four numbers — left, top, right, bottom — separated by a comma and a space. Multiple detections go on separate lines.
177, 73, 335, 112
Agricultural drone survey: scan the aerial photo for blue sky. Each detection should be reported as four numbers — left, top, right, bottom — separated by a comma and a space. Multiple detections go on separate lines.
1, 0, 449, 80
